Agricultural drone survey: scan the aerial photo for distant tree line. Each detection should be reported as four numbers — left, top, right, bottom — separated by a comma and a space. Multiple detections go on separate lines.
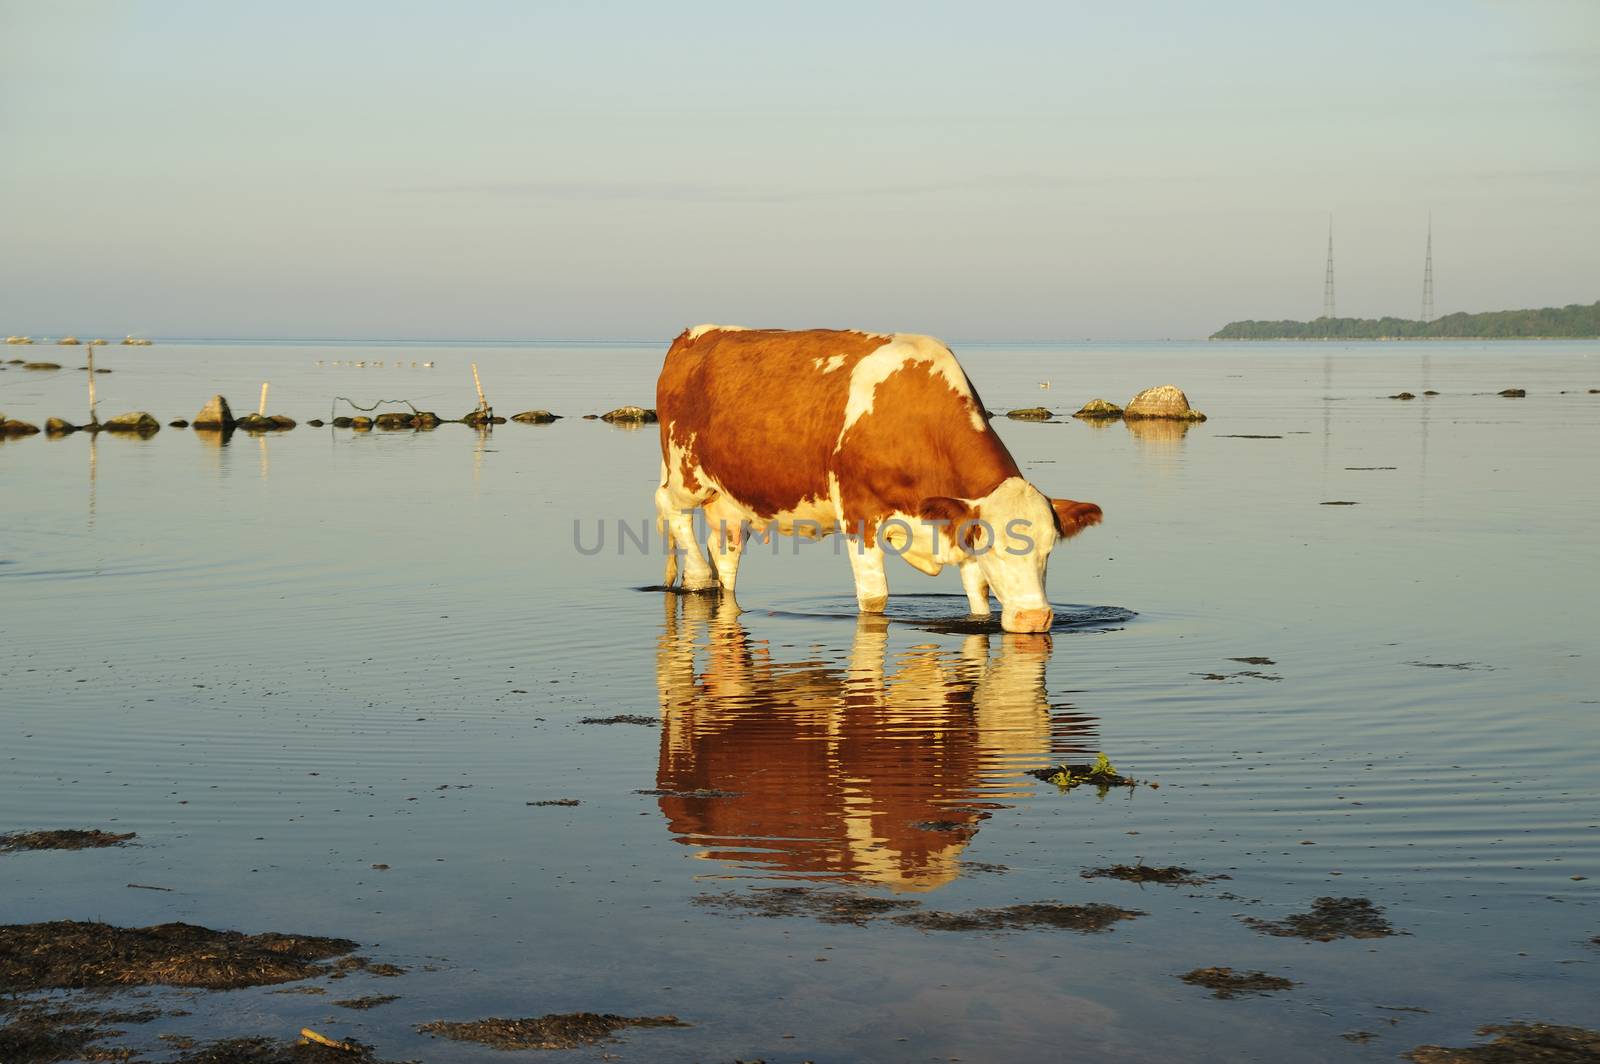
1210, 300, 1600, 340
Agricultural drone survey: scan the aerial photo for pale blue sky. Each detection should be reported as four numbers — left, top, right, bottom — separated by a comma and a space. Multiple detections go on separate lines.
2, 1, 1595, 340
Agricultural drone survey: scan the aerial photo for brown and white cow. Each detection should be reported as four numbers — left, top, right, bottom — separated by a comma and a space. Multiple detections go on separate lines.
655, 326, 1102, 633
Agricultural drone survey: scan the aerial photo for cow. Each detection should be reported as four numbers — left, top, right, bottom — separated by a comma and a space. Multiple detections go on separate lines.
655, 326, 1102, 633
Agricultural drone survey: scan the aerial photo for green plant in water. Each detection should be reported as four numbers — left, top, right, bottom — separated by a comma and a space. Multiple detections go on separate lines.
1046, 752, 1119, 788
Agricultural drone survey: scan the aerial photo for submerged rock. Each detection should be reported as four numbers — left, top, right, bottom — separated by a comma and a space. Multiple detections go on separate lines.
0, 920, 359, 990
1, 419, 41, 436
234, 413, 295, 431
22, 361, 62, 371
101, 412, 160, 434
598, 405, 657, 424
1391, 392, 1416, 400
307, 418, 325, 427
417, 1014, 689, 1052
1180, 967, 1295, 1000
168, 419, 189, 428
892, 901, 1140, 933
1125, 384, 1206, 420
0, 828, 135, 852
1006, 407, 1054, 421
1498, 388, 1526, 398
56, 336, 81, 346
44, 418, 78, 434
1242, 896, 1398, 941
1073, 398, 1123, 419
511, 409, 561, 423
1404, 1023, 1600, 1063
332, 417, 353, 428
192, 395, 235, 429
374, 412, 415, 429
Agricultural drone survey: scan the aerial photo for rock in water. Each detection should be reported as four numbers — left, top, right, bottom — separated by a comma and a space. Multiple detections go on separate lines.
192, 395, 235, 429
23, 362, 62, 371
598, 406, 657, 424
168, 419, 189, 428
1498, 388, 1526, 398
1005, 407, 1054, 421
374, 412, 415, 429
1073, 398, 1123, 419
234, 413, 294, 431
1124, 385, 1207, 421
512, 410, 561, 423
45, 418, 78, 434
2, 419, 42, 436
102, 412, 160, 434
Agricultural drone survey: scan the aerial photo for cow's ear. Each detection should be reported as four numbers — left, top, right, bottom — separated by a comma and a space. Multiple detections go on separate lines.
1051, 499, 1103, 539
919, 496, 983, 552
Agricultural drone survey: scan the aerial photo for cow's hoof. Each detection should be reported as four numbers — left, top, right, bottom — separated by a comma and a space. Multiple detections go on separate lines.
858, 596, 888, 614
680, 574, 720, 593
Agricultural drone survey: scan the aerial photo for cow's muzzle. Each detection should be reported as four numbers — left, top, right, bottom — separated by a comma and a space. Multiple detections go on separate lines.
1002, 607, 1054, 634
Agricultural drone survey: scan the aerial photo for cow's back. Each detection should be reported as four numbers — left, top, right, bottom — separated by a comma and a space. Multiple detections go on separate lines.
657, 326, 893, 517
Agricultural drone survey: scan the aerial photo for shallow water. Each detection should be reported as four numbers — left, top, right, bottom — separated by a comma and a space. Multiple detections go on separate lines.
2, 339, 1597, 1062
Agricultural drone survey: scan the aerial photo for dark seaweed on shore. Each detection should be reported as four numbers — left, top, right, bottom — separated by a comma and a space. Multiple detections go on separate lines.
0, 921, 359, 991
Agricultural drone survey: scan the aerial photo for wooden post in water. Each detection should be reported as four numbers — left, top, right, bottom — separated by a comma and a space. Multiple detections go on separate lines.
471, 362, 489, 420
258, 382, 269, 416
86, 345, 98, 426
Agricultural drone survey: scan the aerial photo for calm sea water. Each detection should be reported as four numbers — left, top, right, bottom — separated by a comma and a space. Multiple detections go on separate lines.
2, 339, 1597, 1062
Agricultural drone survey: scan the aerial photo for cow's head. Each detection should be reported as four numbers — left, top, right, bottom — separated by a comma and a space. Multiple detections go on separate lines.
919, 477, 1101, 633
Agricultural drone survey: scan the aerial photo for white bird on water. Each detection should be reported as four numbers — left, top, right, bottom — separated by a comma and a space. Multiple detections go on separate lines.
422, 361, 434, 368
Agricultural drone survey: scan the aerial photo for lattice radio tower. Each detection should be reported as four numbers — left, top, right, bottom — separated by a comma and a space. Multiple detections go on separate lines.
1322, 216, 1337, 320
1421, 213, 1435, 323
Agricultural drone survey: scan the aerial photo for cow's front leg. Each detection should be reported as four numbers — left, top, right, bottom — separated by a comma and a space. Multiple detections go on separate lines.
704, 511, 749, 596
959, 559, 992, 616
846, 536, 889, 614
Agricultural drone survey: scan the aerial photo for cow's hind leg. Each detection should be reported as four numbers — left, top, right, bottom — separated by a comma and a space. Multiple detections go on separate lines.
656, 481, 717, 591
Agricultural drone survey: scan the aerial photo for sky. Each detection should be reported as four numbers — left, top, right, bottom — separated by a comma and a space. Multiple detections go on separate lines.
2, 1, 1596, 341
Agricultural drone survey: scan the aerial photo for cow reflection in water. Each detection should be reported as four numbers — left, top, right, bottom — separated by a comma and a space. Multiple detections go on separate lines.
654, 593, 1094, 892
